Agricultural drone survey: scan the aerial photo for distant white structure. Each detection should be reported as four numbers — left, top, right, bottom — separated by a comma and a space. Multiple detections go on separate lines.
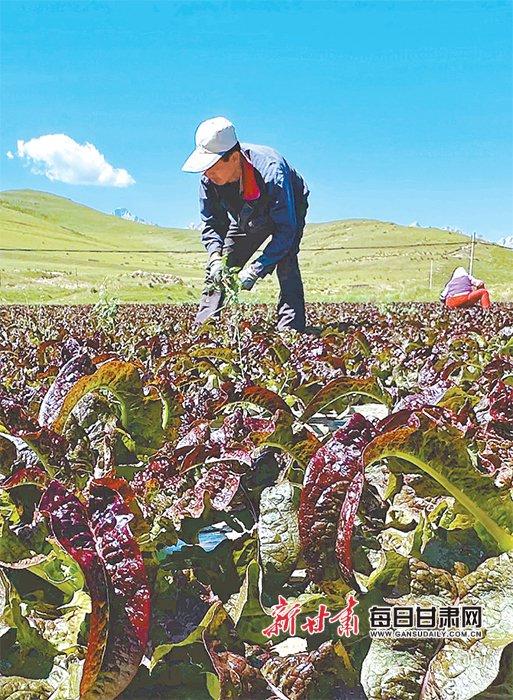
497, 235, 513, 249
188, 222, 203, 231
441, 225, 464, 234
408, 221, 466, 234
113, 207, 157, 226
408, 220, 499, 244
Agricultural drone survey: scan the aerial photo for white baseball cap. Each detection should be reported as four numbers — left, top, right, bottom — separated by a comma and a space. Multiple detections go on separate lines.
182, 117, 238, 172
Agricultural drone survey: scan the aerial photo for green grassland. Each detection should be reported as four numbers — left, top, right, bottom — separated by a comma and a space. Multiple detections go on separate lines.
1, 189, 512, 304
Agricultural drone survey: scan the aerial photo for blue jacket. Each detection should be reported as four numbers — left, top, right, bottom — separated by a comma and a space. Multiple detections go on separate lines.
198, 143, 309, 276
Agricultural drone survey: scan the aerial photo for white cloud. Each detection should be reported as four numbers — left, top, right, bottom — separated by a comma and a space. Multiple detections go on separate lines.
14, 134, 135, 187
6, 150, 14, 159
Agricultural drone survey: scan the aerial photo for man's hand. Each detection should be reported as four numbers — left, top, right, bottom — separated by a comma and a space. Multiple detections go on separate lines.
238, 263, 260, 291
207, 252, 223, 284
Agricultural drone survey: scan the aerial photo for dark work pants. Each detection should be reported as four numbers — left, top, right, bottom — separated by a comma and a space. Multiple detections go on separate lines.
195, 200, 308, 331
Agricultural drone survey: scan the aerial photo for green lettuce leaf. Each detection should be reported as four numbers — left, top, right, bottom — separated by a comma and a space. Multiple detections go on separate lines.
0, 676, 54, 699
225, 560, 272, 644
475, 644, 513, 699
150, 601, 223, 671
258, 481, 301, 589
361, 552, 513, 700
50, 360, 166, 452
22, 590, 90, 653
300, 376, 391, 421
363, 416, 513, 552
250, 410, 321, 469
0, 654, 82, 700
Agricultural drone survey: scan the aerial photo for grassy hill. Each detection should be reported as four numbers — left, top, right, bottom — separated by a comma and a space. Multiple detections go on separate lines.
1, 189, 511, 304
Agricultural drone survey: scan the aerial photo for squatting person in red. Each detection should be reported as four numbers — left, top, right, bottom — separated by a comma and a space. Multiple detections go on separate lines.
182, 117, 310, 331
440, 266, 491, 309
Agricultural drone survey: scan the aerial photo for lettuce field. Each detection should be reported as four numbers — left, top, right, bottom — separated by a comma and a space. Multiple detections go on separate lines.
0, 302, 512, 700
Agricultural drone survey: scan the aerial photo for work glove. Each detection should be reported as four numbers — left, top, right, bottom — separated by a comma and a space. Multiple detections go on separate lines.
238, 263, 260, 291
207, 253, 223, 285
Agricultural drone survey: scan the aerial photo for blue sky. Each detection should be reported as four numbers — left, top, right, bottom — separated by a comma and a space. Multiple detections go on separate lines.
1, 0, 512, 239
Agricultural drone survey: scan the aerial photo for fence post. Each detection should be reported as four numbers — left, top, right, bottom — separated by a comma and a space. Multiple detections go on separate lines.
469, 232, 476, 276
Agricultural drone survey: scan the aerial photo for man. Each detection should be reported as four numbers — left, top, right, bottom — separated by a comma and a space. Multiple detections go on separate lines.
182, 117, 309, 331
